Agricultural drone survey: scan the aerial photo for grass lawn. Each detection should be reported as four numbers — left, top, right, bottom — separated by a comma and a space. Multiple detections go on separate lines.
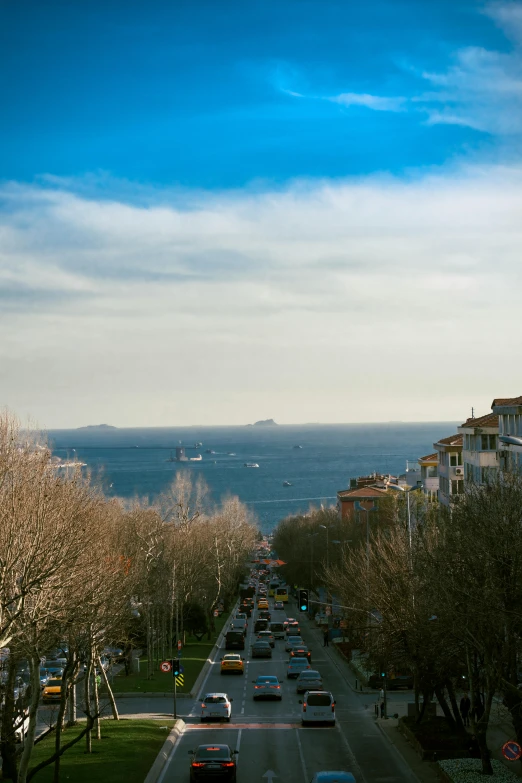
111, 612, 230, 694
28, 719, 174, 783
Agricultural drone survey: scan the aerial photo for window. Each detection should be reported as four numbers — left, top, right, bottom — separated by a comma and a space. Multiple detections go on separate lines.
307, 693, 332, 706
450, 453, 463, 467
451, 480, 464, 495
481, 435, 497, 451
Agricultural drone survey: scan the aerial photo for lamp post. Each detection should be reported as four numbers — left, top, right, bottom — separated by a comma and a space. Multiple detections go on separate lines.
319, 524, 330, 571
307, 533, 318, 590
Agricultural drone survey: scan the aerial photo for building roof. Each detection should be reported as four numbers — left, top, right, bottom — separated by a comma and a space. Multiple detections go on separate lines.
337, 486, 388, 499
492, 396, 522, 407
419, 452, 438, 463
460, 413, 499, 429
434, 434, 463, 448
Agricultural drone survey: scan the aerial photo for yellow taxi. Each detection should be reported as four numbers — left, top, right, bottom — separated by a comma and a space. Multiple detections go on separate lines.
42, 677, 64, 702
220, 654, 245, 675
257, 599, 269, 610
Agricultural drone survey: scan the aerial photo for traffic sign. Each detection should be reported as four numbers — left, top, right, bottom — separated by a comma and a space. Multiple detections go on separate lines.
178, 665, 184, 674
325, 606, 332, 616
213, 610, 219, 617
502, 741, 522, 761
177, 639, 182, 651
175, 674, 184, 687
160, 661, 172, 673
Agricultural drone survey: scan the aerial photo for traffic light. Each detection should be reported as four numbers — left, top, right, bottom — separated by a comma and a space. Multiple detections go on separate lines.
298, 589, 309, 612
172, 659, 180, 676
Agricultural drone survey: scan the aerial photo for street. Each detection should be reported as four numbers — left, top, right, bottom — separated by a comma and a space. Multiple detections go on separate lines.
160, 598, 418, 783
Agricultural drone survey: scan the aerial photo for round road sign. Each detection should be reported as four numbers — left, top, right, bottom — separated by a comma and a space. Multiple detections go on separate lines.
502, 741, 522, 761
177, 639, 182, 650
160, 660, 172, 673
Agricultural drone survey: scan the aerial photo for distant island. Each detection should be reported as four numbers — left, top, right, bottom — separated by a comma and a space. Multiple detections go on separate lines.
252, 419, 278, 427
76, 424, 117, 430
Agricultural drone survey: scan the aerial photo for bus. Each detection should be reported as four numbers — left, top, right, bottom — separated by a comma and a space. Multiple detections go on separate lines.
268, 580, 280, 597
275, 586, 289, 603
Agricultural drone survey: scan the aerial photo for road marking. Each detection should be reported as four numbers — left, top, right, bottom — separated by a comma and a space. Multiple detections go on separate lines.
295, 728, 308, 782
335, 723, 367, 783
237, 728, 242, 752
186, 722, 302, 729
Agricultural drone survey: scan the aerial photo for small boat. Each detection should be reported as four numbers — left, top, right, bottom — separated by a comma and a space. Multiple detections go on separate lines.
195, 442, 203, 447
227, 452, 236, 456
293, 445, 303, 449
190, 454, 202, 461
283, 481, 292, 487
244, 462, 259, 468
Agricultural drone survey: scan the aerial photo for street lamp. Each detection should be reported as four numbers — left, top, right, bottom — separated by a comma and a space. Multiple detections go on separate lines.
307, 532, 318, 590
319, 524, 330, 571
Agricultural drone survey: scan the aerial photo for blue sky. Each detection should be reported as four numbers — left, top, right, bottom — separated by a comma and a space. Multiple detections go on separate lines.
1, 1, 522, 427
1, 0, 518, 188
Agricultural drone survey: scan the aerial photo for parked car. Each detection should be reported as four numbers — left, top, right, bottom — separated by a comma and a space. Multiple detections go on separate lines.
39, 668, 51, 689
299, 690, 336, 725
199, 692, 233, 723
252, 675, 282, 700
251, 641, 272, 659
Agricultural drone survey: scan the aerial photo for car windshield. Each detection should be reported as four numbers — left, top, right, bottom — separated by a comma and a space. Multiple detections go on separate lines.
254, 641, 269, 647
195, 747, 230, 760
307, 693, 332, 706
290, 660, 309, 668
204, 696, 227, 703
224, 655, 240, 661
256, 676, 278, 683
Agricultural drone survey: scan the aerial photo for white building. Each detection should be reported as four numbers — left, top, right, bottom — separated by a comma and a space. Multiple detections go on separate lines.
433, 434, 463, 507
458, 413, 499, 486
418, 453, 439, 499
492, 396, 522, 475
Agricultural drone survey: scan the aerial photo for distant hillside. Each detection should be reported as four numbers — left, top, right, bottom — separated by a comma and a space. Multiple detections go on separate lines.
253, 419, 278, 426
76, 424, 117, 430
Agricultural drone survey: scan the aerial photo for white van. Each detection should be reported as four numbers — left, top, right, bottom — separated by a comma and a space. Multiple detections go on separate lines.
299, 690, 336, 725
229, 618, 247, 636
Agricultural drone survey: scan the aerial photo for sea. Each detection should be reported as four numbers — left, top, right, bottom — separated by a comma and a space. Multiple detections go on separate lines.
47, 423, 456, 533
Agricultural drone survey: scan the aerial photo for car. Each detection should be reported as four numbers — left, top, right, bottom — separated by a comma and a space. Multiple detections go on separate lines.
296, 669, 323, 693
234, 613, 248, 624
200, 693, 233, 722
286, 622, 301, 636
188, 744, 238, 782
42, 677, 64, 703
258, 610, 271, 622
256, 631, 275, 648
299, 690, 336, 725
290, 646, 312, 663
285, 635, 304, 652
39, 668, 51, 689
229, 619, 247, 636
274, 600, 284, 610
283, 617, 296, 628
257, 600, 269, 610
254, 619, 269, 633
252, 675, 282, 700
220, 654, 244, 675
240, 603, 252, 618
269, 622, 285, 640
287, 658, 311, 678
44, 661, 66, 678
251, 641, 272, 658
225, 630, 245, 650
309, 774, 356, 783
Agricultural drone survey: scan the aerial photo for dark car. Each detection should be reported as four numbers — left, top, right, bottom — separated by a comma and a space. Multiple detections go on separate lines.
251, 641, 272, 659
225, 631, 245, 650
290, 647, 312, 663
239, 603, 252, 618
258, 610, 271, 622
254, 619, 269, 633
189, 744, 238, 782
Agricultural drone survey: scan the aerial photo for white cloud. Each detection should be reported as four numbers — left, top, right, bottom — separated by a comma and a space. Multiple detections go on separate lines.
1, 167, 522, 427
328, 92, 406, 112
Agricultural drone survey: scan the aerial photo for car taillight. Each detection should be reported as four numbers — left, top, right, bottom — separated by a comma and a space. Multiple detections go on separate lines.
201, 703, 206, 708
303, 703, 307, 712
332, 704, 335, 712
191, 762, 205, 767
225, 702, 230, 708
254, 685, 262, 689
221, 762, 235, 767
270, 685, 280, 689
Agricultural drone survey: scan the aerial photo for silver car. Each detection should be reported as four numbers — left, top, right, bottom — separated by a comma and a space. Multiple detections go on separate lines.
252, 675, 282, 700
200, 692, 233, 722
296, 669, 323, 693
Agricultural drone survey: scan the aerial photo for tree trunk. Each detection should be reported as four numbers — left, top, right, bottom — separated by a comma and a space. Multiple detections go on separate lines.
53, 657, 75, 783
84, 658, 92, 754
98, 656, 119, 720
93, 667, 101, 741
67, 673, 77, 727
0, 655, 19, 782
445, 679, 466, 733
434, 685, 456, 731
18, 655, 42, 783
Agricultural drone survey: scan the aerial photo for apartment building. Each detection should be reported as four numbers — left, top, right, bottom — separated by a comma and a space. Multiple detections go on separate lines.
433, 434, 463, 507
492, 396, 522, 475
418, 453, 439, 499
458, 413, 499, 485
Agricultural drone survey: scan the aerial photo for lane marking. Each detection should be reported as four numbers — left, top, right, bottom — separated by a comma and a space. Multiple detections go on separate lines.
295, 728, 309, 782
336, 722, 367, 783
186, 722, 302, 730
237, 728, 242, 752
